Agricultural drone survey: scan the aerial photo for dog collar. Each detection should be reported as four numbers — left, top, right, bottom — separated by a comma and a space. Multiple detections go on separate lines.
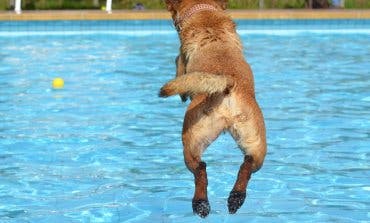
174, 4, 219, 32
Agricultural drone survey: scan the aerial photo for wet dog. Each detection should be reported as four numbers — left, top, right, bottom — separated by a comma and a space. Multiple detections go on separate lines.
159, 0, 267, 218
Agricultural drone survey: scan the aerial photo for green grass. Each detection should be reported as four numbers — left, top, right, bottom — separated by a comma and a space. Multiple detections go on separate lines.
345, 0, 370, 8
0, 0, 369, 10
0, 1, 8, 10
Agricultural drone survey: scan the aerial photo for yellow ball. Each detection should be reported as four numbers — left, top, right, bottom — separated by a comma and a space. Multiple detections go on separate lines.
101, 6, 106, 11
52, 77, 64, 89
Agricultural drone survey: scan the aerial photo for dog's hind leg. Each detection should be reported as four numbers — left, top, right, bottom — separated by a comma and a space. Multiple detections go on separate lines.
182, 98, 226, 218
228, 99, 267, 214
227, 155, 253, 214
185, 156, 209, 218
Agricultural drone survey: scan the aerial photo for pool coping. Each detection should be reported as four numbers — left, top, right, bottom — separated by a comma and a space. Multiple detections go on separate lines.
0, 9, 369, 21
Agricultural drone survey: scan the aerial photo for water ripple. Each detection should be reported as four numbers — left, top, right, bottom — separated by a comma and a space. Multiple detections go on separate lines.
0, 31, 369, 222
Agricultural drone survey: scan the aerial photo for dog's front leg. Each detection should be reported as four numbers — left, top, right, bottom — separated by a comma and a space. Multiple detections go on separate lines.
175, 54, 189, 102
175, 54, 185, 78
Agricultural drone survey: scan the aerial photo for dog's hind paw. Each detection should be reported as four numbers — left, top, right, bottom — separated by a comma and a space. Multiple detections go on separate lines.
192, 199, 210, 218
227, 190, 246, 214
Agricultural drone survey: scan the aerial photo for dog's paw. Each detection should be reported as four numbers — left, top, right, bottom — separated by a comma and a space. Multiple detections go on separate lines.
192, 199, 210, 218
227, 190, 246, 214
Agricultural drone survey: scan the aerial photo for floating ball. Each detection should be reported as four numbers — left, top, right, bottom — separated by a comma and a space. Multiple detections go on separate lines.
101, 6, 106, 11
52, 77, 64, 89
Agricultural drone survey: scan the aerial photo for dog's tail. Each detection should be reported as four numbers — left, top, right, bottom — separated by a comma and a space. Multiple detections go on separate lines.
159, 72, 234, 98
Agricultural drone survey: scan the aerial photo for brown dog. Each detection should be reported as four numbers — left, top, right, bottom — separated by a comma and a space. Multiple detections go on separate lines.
159, 0, 267, 218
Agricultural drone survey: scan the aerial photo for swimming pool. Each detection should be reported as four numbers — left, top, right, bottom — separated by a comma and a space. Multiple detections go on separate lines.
0, 20, 369, 222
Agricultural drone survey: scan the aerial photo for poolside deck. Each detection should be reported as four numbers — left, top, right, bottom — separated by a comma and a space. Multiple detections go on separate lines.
0, 9, 369, 21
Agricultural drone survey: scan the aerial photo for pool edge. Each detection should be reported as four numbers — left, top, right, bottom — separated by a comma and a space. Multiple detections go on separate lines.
0, 9, 370, 21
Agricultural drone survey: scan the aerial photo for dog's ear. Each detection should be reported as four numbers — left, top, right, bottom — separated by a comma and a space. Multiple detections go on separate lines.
215, 0, 228, 10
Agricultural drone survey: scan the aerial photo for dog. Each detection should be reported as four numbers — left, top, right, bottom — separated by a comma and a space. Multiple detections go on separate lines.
159, 0, 267, 218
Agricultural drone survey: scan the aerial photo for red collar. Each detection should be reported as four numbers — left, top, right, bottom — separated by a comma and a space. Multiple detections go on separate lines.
174, 4, 219, 32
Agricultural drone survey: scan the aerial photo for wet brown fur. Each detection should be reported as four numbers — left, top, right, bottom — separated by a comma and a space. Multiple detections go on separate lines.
160, 0, 267, 217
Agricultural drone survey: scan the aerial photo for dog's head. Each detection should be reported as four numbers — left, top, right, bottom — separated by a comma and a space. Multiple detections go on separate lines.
164, 0, 227, 21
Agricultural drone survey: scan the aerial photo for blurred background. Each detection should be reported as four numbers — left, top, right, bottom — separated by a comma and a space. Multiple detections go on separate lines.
0, 0, 369, 10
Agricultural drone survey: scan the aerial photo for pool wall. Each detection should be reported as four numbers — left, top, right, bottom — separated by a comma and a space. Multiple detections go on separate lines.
1, 10, 369, 35
0, 19, 369, 34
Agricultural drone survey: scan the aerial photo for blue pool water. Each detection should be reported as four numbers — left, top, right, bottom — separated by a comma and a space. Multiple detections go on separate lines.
0, 20, 369, 222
